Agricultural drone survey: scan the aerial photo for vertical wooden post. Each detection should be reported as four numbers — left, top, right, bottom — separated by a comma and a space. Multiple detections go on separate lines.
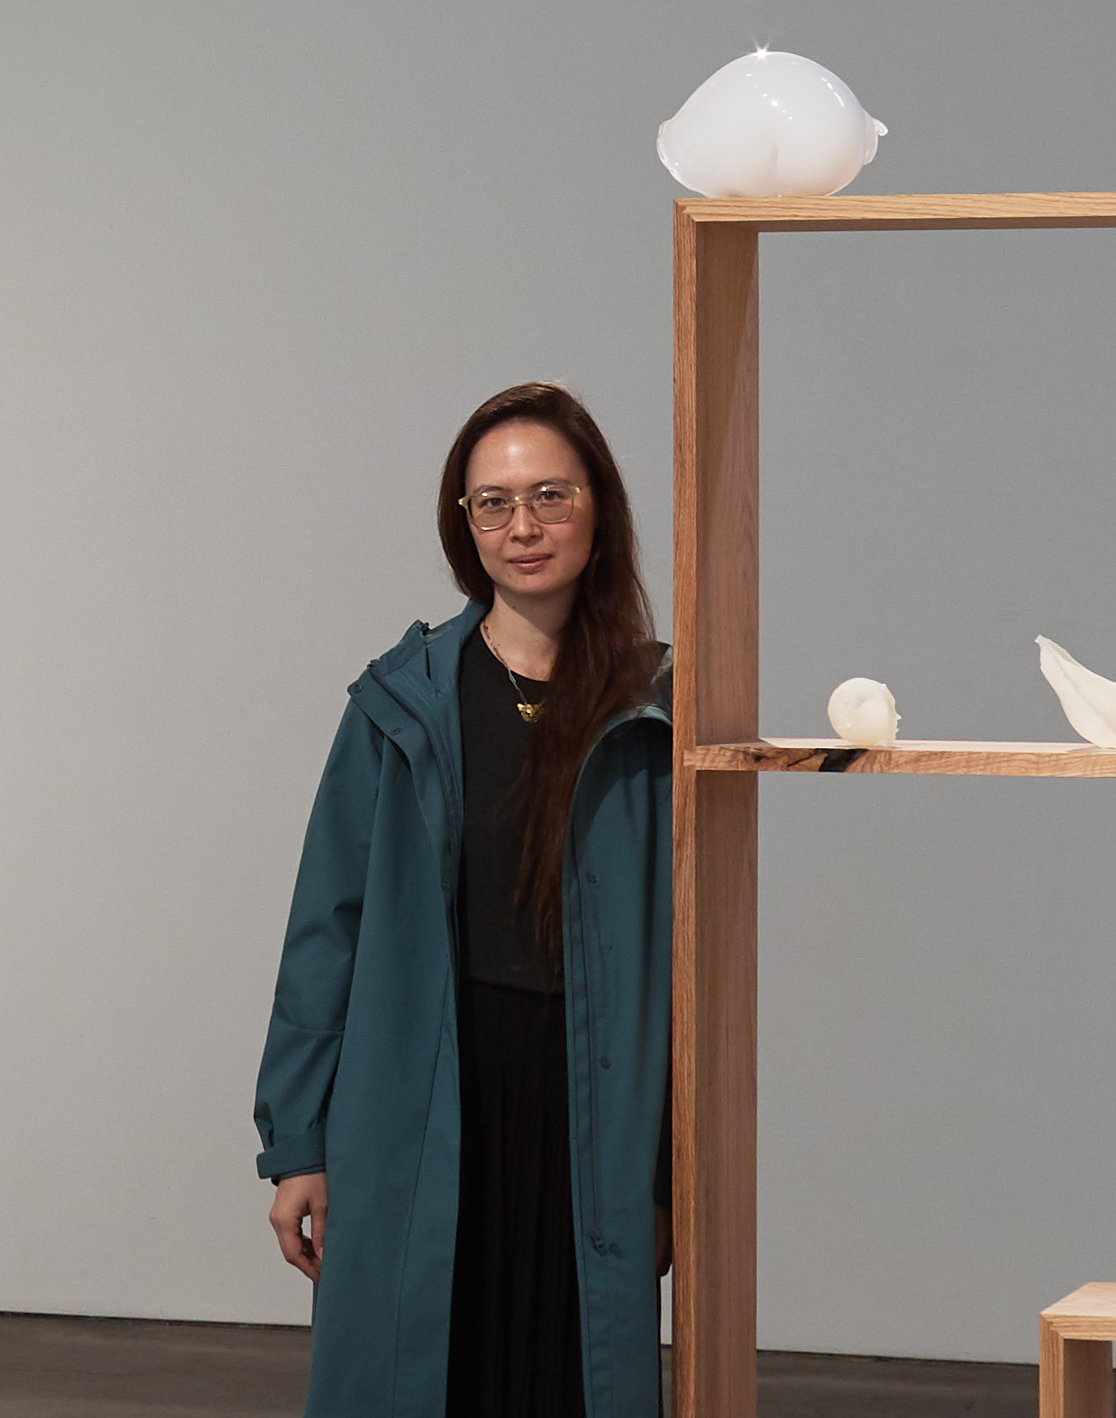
672, 205, 760, 1418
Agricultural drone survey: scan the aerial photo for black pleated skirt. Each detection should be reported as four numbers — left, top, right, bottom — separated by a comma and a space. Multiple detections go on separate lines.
446, 976, 586, 1418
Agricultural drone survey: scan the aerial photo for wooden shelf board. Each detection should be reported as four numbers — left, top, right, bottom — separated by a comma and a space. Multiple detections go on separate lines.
686, 739, 1116, 776
679, 191, 1116, 232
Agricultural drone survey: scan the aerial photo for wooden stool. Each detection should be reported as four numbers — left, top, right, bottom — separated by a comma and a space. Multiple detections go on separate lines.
1040, 1283, 1116, 1418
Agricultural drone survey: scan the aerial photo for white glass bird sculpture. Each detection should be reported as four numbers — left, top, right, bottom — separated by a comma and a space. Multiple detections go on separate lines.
1036, 636, 1116, 748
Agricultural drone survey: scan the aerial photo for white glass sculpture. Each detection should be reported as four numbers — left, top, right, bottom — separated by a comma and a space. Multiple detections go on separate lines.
827, 677, 900, 747
1036, 636, 1116, 748
657, 49, 887, 199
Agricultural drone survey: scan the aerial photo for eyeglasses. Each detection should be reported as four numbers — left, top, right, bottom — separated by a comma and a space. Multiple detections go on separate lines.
458, 482, 583, 531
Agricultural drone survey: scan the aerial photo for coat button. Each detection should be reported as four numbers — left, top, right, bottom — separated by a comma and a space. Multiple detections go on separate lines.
609, 1243, 622, 1257
600, 1057, 611, 1069
587, 872, 598, 884
442, 878, 450, 890
350, 683, 362, 693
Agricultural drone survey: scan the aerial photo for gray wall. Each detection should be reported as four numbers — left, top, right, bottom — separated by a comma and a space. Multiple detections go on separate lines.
2, 0, 1114, 1362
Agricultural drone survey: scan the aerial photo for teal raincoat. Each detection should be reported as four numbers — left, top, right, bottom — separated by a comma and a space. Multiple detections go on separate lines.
254, 598, 673, 1417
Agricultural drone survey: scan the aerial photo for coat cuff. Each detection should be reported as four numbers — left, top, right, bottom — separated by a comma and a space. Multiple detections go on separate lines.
270, 1164, 327, 1188
256, 1125, 326, 1180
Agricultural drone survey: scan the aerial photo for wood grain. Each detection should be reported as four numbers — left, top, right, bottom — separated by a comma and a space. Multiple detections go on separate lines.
672, 208, 759, 1418
1038, 1293, 1116, 1412
1039, 1316, 1066, 1418
687, 740, 1116, 777
1039, 1327, 1114, 1418
678, 191, 1116, 231
1063, 1341, 1114, 1418
1038, 1286, 1116, 1418
1042, 1283, 1116, 1336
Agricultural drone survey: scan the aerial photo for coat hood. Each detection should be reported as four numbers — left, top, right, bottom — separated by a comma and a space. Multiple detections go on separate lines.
352, 598, 673, 726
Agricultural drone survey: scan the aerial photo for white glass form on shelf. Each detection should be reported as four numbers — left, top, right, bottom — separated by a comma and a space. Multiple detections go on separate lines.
656, 48, 887, 199
827, 677, 900, 747
1037, 635, 1116, 748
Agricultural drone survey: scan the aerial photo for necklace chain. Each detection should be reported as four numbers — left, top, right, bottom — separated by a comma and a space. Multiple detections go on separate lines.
481, 618, 545, 723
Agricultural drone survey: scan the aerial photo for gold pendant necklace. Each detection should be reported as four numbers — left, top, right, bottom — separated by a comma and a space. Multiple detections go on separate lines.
482, 618, 545, 722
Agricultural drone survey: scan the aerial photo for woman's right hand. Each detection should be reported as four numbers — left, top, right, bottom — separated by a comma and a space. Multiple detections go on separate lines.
269, 1171, 329, 1283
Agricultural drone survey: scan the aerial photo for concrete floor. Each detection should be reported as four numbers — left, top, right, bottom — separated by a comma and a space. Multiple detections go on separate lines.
0, 1314, 311, 1418
0, 1312, 1056, 1417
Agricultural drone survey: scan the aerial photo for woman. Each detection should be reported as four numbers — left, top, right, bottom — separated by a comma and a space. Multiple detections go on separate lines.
254, 382, 673, 1418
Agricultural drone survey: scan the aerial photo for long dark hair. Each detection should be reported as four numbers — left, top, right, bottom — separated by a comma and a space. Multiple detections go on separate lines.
437, 382, 661, 969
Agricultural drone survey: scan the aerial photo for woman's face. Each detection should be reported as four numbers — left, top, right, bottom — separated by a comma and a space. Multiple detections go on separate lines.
463, 419, 596, 607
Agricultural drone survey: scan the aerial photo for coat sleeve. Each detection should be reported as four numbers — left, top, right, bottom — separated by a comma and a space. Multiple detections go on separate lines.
254, 696, 383, 1181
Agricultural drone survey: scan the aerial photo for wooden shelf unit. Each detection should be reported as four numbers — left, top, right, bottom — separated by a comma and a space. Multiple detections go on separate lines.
670, 192, 1116, 1418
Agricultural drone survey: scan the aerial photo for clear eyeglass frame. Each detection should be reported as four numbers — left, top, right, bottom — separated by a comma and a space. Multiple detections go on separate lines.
457, 482, 583, 531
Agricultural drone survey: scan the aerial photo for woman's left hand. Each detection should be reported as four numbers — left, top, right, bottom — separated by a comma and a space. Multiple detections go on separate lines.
654, 1204, 672, 1276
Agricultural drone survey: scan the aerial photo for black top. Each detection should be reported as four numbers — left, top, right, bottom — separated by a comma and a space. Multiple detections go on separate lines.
457, 622, 559, 994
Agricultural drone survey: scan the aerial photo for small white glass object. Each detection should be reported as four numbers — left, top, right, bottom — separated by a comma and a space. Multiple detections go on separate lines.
657, 49, 887, 199
827, 678, 900, 748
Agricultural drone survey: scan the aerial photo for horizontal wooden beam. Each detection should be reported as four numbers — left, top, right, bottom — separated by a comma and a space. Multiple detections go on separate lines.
687, 740, 1116, 776
1041, 1282, 1116, 1339
678, 191, 1116, 231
